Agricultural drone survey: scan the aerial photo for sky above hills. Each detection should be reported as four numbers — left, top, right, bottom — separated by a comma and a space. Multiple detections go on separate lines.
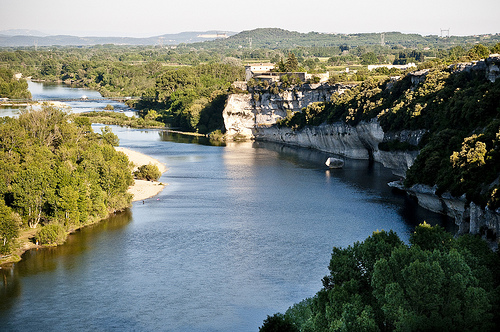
1, 0, 498, 37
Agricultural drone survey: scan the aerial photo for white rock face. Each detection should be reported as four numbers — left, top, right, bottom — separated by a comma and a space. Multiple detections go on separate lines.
222, 80, 500, 238
223, 84, 344, 139
223, 87, 420, 173
223, 94, 255, 138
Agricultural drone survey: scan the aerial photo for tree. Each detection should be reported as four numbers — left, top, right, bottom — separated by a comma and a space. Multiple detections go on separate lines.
468, 44, 490, 60
100, 126, 119, 146
0, 200, 20, 254
361, 52, 378, 65
265, 225, 500, 331
285, 53, 299, 72
134, 163, 161, 181
259, 313, 299, 332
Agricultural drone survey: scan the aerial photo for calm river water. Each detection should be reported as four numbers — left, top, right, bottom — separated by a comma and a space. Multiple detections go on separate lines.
0, 83, 451, 331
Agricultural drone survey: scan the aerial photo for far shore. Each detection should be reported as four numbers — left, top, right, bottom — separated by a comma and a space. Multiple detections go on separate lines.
0, 147, 168, 267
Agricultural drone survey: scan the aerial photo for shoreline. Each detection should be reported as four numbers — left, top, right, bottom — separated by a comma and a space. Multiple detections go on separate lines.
115, 146, 168, 201
0, 147, 168, 267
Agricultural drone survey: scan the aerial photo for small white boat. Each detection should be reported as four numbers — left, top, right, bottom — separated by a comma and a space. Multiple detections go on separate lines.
325, 157, 344, 169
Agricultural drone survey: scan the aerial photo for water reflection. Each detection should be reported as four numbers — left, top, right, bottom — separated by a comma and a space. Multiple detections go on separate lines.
0, 127, 455, 331
0, 209, 132, 312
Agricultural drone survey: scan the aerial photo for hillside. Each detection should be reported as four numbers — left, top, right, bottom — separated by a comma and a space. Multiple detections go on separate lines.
196, 28, 500, 49
272, 57, 500, 212
0, 31, 237, 47
1, 28, 499, 48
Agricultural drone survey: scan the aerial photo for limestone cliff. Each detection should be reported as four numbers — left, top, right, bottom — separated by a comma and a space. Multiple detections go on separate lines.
223, 83, 348, 138
223, 84, 421, 176
222, 72, 500, 238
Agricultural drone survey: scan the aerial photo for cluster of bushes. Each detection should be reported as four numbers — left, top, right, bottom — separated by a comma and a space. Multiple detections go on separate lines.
81, 111, 164, 129
133, 164, 161, 181
261, 223, 500, 331
0, 106, 134, 254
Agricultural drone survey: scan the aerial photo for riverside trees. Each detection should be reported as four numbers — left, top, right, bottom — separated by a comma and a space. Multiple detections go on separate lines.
0, 105, 133, 251
260, 224, 500, 331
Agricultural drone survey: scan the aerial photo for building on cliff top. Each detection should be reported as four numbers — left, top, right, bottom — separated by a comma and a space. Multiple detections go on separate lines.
245, 63, 275, 81
245, 63, 329, 84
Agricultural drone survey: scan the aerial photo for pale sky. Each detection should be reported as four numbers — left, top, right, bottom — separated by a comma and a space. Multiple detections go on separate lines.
1, 0, 499, 37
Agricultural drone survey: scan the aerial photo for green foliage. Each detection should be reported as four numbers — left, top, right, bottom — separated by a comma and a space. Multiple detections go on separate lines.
259, 313, 299, 332
468, 44, 490, 60
81, 111, 164, 129
361, 52, 378, 65
35, 224, 66, 245
0, 67, 31, 99
267, 225, 500, 332
0, 200, 19, 254
134, 163, 161, 181
142, 63, 243, 132
100, 126, 120, 146
0, 106, 134, 253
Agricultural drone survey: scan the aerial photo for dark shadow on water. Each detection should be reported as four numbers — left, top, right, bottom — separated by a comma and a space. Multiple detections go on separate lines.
253, 140, 456, 232
158, 130, 223, 146
0, 209, 132, 311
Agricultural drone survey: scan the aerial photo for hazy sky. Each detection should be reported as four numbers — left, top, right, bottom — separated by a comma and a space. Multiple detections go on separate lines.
1, 0, 499, 37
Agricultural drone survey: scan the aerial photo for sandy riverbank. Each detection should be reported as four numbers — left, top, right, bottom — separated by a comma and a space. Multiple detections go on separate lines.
115, 147, 168, 201
0, 147, 168, 267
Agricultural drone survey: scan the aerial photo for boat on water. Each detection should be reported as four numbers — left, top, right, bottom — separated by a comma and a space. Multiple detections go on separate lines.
325, 157, 344, 169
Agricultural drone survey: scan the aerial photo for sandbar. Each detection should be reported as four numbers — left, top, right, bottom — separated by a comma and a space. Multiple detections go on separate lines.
115, 147, 168, 201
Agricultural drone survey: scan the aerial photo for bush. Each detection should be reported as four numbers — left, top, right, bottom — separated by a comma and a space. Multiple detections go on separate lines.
35, 224, 66, 245
134, 163, 161, 181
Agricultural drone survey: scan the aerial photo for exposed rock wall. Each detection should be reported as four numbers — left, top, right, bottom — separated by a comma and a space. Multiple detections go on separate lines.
401, 184, 500, 238
223, 83, 347, 138
222, 70, 500, 238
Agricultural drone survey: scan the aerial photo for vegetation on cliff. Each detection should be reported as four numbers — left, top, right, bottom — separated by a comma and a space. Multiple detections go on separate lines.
277, 47, 500, 209
0, 105, 133, 255
260, 224, 500, 331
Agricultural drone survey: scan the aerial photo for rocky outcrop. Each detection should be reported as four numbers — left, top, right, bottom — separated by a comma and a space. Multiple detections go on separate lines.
449, 55, 500, 83
223, 83, 349, 138
222, 62, 500, 238
223, 84, 422, 175
396, 183, 500, 238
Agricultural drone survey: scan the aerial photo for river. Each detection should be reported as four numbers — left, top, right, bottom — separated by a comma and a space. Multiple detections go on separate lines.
0, 82, 451, 331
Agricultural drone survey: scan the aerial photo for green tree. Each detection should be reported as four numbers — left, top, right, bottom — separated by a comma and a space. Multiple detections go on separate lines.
468, 44, 490, 60
285, 53, 299, 72
361, 52, 378, 65
259, 313, 299, 332
0, 200, 20, 254
134, 163, 161, 181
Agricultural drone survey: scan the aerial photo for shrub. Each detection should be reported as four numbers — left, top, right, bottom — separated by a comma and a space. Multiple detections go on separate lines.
134, 163, 161, 181
35, 224, 66, 245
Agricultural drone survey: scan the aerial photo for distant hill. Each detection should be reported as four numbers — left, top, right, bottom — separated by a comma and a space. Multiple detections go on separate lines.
0, 29, 48, 37
0, 28, 498, 48
0, 31, 237, 47
199, 28, 500, 49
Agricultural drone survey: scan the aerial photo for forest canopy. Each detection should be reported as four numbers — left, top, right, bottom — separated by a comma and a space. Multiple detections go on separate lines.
260, 224, 500, 332
0, 105, 133, 253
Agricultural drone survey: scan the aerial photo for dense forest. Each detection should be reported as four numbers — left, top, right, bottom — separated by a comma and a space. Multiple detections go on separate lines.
0, 106, 133, 255
260, 224, 500, 331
